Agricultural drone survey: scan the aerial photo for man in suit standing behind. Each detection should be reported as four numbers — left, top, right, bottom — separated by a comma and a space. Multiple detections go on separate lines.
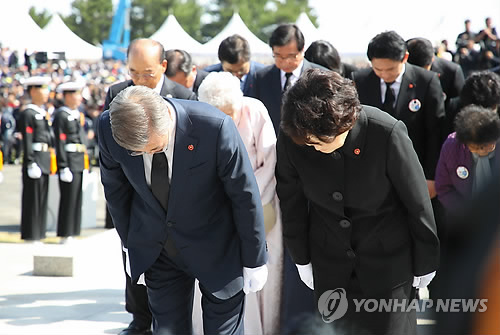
102, 38, 197, 335
98, 86, 268, 335
254, 24, 326, 134
164, 49, 208, 95
204, 34, 264, 98
352, 31, 445, 201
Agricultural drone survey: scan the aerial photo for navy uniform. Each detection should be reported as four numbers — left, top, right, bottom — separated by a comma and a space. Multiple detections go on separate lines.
52, 81, 87, 240
20, 76, 53, 241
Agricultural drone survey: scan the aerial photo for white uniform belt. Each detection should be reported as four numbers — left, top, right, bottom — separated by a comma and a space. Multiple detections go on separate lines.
32, 143, 49, 152
64, 143, 86, 152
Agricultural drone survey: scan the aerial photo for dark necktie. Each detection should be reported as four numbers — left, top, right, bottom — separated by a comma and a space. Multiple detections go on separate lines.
383, 81, 395, 115
283, 72, 293, 92
151, 152, 169, 211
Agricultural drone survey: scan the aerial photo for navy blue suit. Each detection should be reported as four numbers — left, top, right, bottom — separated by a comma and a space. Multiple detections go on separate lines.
98, 98, 267, 332
204, 61, 265, 98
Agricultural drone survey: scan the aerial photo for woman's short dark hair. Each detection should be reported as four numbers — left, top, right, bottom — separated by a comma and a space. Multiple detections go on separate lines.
367, 31, 407, 61
281, 68, 361, 145
455, 105, 500, 145
304, 40, 342, 73
459, 71, 500, 110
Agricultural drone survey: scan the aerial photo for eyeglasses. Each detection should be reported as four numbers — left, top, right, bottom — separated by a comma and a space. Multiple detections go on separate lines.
272, 52, 301, 61
128, 70, 156, 79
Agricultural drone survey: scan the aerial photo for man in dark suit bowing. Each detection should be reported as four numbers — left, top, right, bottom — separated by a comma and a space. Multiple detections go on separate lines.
352, 31, 445, 203
204, 34, 265, 98
277, 69, 439, 334
98, 86, 268, 335
254, 24, 326, 134
164, 49, 208, 95
101, 38, 197, 335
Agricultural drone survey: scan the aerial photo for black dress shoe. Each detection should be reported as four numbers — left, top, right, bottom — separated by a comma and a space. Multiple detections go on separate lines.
118, 325, 152, 335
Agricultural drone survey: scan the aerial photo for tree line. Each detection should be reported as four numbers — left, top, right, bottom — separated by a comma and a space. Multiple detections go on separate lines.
29, 0, 317, 47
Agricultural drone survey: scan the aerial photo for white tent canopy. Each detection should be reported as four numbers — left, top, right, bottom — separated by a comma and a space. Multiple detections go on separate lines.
295, 12, 329, 50
150, 14, 203, 54
43, 14, 102, 61
200, 13, 271, 56
0, 9, 58, 54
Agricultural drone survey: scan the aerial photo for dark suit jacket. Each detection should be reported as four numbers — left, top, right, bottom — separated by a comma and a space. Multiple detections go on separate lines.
192, 69, 209, 95
255, 59, 327, 134
203, 61, 265, 98
276, 106, 440, 295
98, 98, 267, 299
353, 63, 445, 179
103, 75, 197, 111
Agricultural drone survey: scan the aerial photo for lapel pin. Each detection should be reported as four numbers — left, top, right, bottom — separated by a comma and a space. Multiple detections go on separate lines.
408, 99, 421, 112
408, 83, 414, 89
188, 144, 194, 151
26, 126, 33, 134
354, 148, 360, 155
456, 166, 469, 179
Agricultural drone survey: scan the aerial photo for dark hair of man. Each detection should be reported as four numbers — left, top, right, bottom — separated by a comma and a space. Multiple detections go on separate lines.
367, 31, 407, 61
459, 71, 500, 110
281, 68, 361, 145
269, 24, 305, 51
465, 19, 471, 25
127, 39, 165, 63
164, 49, 192, 77
304, 40, 342, 73
455, 105, 500, 145
218, 34, 250, 64
407, 38, 435, 67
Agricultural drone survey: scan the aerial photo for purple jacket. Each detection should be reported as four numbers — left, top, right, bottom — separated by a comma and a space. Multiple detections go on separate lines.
435, 132, 499, 211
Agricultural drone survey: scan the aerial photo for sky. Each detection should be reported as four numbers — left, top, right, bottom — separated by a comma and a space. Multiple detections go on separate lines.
12, 0, 500, 55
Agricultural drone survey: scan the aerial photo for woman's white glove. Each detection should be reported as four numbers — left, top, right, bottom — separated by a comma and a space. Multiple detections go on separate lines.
413, 271, 436, 289
296, 263, 314, 290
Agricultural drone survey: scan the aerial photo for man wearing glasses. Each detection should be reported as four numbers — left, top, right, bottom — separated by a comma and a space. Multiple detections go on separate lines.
204, 34, 265, 98
254, 24, 326, 135
101, 38, 196, 335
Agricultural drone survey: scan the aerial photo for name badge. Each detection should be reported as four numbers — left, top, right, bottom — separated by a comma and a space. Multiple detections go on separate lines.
456, 166, 469, 179
408, 99, 421, 112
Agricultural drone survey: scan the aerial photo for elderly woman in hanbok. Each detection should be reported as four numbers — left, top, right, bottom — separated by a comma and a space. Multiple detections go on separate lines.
195, 71, 283, 335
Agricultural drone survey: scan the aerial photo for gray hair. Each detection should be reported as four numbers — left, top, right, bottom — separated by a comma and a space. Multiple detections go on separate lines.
198, 72, 243, 112
109, 86, 170, 150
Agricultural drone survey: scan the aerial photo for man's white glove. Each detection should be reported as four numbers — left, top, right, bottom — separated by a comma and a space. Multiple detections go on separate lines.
296, 263, 314, 290
413, 271, 436, 289
0, 171, 3, 183
59, 167, 73, 183
122, 245, 145, 286
243, 264, 268, 294
27, 163, 42, 179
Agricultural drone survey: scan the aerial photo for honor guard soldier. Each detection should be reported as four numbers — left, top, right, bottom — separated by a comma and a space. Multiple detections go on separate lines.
53, 81, 87, 244
20, 76, 53, 243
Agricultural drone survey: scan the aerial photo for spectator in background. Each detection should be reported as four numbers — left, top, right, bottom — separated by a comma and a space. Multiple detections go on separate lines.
435, 105, 500, 215
304, 40, 358, 79
198, 71, 282, 335
407, 37, 465, 136
164, 49, 208, 95
204, 34, 265, 97
476, 17, 499, 52
456, 19, 476, 53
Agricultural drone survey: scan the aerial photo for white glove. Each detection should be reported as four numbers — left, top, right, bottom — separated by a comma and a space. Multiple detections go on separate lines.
0, 171, 3, 183
243, 264, 268, 294
27, 163, 42, 179
413, 271, 436, 289
296, 263, 314, 290
122, 245, 146, 286
59, 167, 73, 183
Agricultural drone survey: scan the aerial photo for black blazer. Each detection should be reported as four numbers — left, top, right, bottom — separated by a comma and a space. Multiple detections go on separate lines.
103, 75, 197, 111
276, 106, 440, 295
204, 61, 265, 98
353, 63, 445, 179
255, 59, 327, 134
192, 69, 209, 95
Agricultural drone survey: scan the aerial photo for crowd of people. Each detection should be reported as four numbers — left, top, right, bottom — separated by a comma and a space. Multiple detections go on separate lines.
0, 15, 499, 335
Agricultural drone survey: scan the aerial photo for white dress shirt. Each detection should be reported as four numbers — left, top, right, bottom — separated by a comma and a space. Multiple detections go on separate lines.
280, 60, 304, 91
380, 64, 406, 106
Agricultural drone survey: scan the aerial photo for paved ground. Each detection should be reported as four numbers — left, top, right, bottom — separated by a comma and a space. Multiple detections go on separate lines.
0, 164, 131, 335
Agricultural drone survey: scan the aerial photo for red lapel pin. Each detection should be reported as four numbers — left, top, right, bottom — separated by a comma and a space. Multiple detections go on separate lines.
409, 83, 414, 89
188, 144, 194, 151
354, 148, 361, 155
